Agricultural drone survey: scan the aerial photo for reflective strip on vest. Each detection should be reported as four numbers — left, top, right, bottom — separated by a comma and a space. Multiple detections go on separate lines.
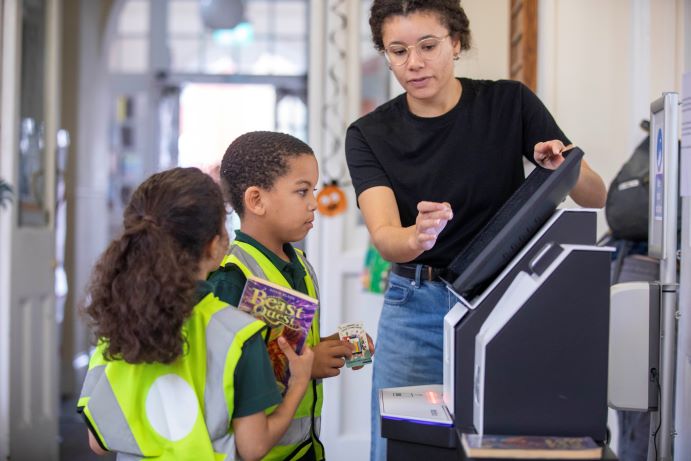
78, 362, 105, 405
116, 453, 143, 461
223, 243, 319, 301
211, 433, 235, 459
222, 246, 268, 280
84, 366, 143, 455
298, 251, 320, 300
79, 295, 263, 460
204, 305, 263, 456
276, 415, 322, 445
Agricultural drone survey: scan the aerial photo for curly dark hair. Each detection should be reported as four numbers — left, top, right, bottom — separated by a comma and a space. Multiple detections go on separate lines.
369, 0, 472, 53
83, 167, 225, 364
220, 131, 314, 217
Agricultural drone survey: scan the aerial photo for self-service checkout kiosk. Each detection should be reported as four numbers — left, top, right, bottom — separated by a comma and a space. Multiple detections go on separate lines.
379, 148, 617, 460
607, 92, 682, 461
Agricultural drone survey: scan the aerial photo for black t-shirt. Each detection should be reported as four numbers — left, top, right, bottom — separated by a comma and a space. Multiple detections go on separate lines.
345, 78, 571, 268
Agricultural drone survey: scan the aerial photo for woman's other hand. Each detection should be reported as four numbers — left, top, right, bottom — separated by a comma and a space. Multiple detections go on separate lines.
533, 140, 573, 170
410, 201, 453, 252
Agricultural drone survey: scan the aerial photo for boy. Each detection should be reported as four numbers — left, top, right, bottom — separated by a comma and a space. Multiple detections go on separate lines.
208, 131, 356, 461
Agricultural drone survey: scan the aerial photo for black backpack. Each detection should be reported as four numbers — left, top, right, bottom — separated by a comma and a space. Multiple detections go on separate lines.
605, 136, 650, 240
605, 134, 681, 241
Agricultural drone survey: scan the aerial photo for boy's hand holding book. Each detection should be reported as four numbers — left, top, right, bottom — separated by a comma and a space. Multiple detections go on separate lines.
238, 276, 318, 392
241, 337, 314, 458
278, 336, 313, 390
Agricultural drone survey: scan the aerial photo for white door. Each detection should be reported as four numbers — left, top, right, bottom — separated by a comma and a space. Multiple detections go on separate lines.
0, 0, 61, 459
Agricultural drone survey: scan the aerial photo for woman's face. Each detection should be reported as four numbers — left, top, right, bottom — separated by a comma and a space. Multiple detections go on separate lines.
381, 11, 460, 105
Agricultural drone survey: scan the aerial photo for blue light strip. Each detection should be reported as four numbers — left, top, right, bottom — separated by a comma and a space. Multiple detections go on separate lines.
382, 415, 453, 427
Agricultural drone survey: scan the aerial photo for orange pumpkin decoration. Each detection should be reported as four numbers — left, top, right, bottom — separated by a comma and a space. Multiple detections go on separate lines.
317, 181, 347, 216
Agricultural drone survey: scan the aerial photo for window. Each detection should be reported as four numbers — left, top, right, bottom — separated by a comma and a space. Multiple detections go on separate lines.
360, 0, 389, 115
168, 0, 308, 76
108, 0, 149, 73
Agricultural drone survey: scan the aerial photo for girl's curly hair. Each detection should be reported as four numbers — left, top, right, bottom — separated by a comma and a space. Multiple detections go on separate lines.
83, 167, 225, 364
369, 0, 472, 53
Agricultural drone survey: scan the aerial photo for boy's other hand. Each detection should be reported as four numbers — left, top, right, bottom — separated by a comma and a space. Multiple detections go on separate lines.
311, 339, 353, 379
351, 333, 375, 371
278, 336, 313, 388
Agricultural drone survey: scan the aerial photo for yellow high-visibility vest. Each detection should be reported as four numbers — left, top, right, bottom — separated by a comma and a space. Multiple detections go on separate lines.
78, 292, 265, 460
221, 241, 325, 461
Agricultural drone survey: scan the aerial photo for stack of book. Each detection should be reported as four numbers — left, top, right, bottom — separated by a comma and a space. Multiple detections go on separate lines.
461, 433, 603, 459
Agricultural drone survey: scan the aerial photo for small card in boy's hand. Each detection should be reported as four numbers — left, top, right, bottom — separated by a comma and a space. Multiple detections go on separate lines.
338, 321, 372, 368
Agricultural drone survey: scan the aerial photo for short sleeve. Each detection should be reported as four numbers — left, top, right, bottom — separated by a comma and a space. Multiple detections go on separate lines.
207, 264, 247, 307
519, 83, 571, 162
345, 123, 393, 201
233, 333, 282, 417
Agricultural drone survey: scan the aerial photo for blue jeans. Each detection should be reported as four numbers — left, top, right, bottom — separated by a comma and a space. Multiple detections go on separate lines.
370, 271, 454, 461
617, 411, 650, 461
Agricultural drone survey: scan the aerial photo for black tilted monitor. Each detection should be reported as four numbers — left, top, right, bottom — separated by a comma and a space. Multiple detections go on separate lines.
447, 147, 584, 299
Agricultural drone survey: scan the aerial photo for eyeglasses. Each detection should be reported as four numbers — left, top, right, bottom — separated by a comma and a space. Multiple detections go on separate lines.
383, 35, 450, 66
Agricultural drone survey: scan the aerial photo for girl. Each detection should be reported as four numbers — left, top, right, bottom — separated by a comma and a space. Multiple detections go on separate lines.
78, 167, 313, 461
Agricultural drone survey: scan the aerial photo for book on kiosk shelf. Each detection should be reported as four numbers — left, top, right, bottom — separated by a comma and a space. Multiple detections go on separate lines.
237, 275, 317, 393
460, 433, 603, 460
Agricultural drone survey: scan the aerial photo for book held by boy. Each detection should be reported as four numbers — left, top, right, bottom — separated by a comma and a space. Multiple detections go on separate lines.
460, 433, 603, 459
238, 275, 318, 393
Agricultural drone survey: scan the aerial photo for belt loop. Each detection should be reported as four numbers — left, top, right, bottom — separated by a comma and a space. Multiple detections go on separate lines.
413, 264, 422, 287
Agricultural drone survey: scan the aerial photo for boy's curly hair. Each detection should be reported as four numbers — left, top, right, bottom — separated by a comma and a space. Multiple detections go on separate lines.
83, 167, 225, 364
369, 0, 472, 52
220, 131, 314, 217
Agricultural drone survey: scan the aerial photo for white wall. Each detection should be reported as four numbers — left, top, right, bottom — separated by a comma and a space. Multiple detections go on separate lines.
539, 0, 631, 235
63, 0, 111, 395
452, 0, 688, 240
459, 0, 509, 80
538, 0, 685, 236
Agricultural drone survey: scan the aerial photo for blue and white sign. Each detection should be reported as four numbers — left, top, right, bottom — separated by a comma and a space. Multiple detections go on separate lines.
654, 128, 664, 220
648, 92, 679, 259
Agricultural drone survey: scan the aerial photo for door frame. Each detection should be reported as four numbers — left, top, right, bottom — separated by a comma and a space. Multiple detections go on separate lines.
0, 0, 19, 457
1, 0, 61, 458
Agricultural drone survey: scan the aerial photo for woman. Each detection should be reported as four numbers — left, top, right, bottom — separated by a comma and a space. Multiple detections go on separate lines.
344, 1, 606, 459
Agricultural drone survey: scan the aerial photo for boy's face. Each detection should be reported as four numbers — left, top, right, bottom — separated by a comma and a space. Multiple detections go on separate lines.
263, 154, 319, 243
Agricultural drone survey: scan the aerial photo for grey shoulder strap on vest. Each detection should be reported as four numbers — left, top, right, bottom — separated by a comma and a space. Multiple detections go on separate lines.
228, 244, 268, 279
296, 250, 320, 299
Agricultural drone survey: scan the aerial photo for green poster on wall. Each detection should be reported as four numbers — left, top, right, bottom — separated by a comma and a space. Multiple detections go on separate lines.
362, 243, 390, 294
